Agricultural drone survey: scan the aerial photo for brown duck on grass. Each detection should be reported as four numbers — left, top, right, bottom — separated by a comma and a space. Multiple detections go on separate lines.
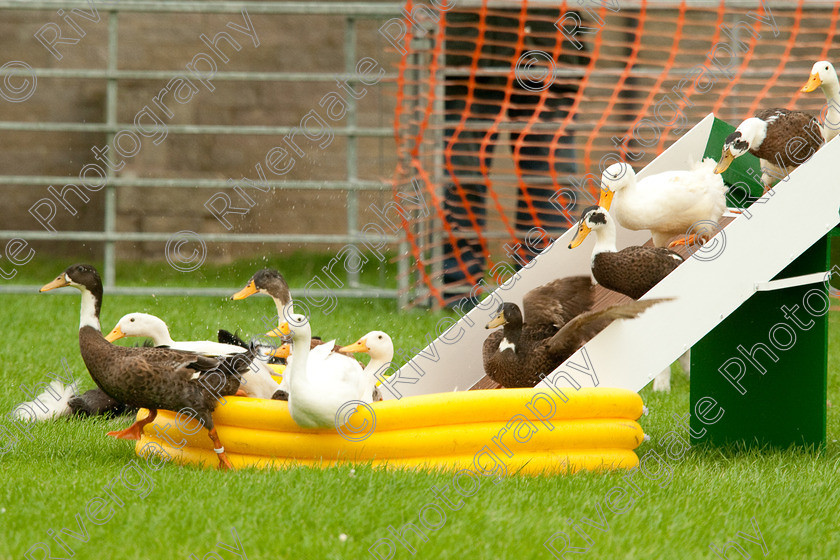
482, 276, 666, 388
714, 108, 823, 192
570, 206, 684, 300
40, 264, 254, 470
232, 268, 354, 353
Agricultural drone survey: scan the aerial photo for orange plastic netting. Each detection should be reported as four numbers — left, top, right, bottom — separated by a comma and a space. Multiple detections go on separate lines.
391, 0, 840, 306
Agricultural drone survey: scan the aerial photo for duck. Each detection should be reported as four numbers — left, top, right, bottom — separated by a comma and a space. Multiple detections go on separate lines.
232, 268, 293, 330
598, 159, 727, 248
105, 312, 286, 400
339, 331, 394, 402
40, 264, 253, 470
274, 314, 370, 429
801, 60, 840, 142
569, 205, 684, 299
714, 108, 823, 192
232, 270, 353, 354
482, 276, 665, 388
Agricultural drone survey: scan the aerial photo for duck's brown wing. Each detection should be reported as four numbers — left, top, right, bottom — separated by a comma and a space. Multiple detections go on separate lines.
547, 298, 670, 358
122, 346, 224, 382
754, 108, 823, 166
595, 248, 683, 299
522, 276, 594, 327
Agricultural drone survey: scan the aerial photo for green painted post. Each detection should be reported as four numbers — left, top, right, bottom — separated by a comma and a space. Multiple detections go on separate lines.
690, 118, 829, 448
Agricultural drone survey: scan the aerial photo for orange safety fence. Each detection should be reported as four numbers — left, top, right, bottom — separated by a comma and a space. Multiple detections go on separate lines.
391, 0, 840, 307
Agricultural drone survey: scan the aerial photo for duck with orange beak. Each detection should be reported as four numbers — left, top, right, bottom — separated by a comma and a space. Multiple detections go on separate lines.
596, 160, 726, 248
714, 109, 823, 192
41, 264, 253, 470
801, 60, 840, 142
272, 315, 369, 428
339, 331, 394, 402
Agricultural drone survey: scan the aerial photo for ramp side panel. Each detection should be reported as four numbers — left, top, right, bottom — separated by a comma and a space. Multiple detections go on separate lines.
387, 114, 717, 399
539, 134, 840, 393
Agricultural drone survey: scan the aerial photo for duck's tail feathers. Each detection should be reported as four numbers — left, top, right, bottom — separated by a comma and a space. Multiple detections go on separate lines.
548, 298, 672, 356
12, 380, 77, 423
217, 329, 248, 348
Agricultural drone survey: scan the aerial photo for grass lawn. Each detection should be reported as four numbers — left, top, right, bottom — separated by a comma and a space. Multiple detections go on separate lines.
0, 259, 838, 559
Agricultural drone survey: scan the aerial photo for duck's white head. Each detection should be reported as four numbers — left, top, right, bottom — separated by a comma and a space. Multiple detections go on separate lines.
715, 118, 767, 174
568, 205, 614, 250
277, 313, 311, 345
341, 331, 394, 362
598, 162, 634, 210
802, 60, 839, 95
105, 312, 171, 344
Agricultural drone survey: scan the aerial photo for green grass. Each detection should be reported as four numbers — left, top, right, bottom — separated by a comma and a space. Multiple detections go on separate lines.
1, 266, 838, 559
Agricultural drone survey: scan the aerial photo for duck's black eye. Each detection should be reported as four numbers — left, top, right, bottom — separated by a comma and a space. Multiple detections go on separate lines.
378, 335, 383, 339
130, 318, 135, 322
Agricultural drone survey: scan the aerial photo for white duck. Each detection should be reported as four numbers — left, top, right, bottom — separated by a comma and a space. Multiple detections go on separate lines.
801, 60, 840, 142
105, 313, 285, 400
340, 331, 394, 402
277, 314, 370, 429
598, 160, 727, 248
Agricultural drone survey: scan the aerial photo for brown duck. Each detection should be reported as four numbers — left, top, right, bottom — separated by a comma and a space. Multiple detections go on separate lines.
482, 276, 665, 388
41, 264, 253, 470
714, 107, 823, 192
570, 206, 683, 299
232, 268, 354, 354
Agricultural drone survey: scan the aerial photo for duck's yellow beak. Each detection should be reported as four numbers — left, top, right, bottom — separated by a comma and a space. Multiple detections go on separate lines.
485, 311, 506, 329
104, 325, 125, 343
568, 221, 592, 249
269, 322, 291, 337
231, 280, 258, 300
340, 338, 369, 354
40, 275, 69, 292
714, 151, 735, 174
266, 326, 285, 338
268, 344, 290, 358
597, 188, 614, 211
801, 73, 822, 93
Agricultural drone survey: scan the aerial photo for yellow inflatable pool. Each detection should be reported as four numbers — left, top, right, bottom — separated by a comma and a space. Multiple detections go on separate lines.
135, 387, 646, 475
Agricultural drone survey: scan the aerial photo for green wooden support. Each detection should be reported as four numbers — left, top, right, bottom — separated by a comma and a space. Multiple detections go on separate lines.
690, 118, 830, 448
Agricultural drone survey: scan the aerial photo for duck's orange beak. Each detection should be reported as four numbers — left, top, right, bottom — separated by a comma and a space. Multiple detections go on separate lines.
105, 325, 125, 343
268, 322, 291, 338
40, 275, 69, 292
597, 188, 614, 211
568, 221, 592, 249
801, 73, 822, 93
268, 344, 291, 358
340, 338, 369, 354
231, 280, 258, 300
714, 151, 735, 174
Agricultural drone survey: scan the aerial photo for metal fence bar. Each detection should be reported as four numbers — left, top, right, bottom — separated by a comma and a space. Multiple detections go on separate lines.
0, 231, 401, 243
345, 16, 360, 288
0, 2, 406, 299
0, 1, 404, 15
0, 123, 392, 136
0, 177, 390, 189
103, 10, 118, 289
0, 69, 400, 82
1, 286, 399, 297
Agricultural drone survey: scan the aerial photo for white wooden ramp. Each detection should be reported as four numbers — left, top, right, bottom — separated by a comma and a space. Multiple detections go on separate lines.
380, 113, 840, 400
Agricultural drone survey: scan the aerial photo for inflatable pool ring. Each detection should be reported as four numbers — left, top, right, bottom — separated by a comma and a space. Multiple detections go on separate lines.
135, 387, 646, 475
